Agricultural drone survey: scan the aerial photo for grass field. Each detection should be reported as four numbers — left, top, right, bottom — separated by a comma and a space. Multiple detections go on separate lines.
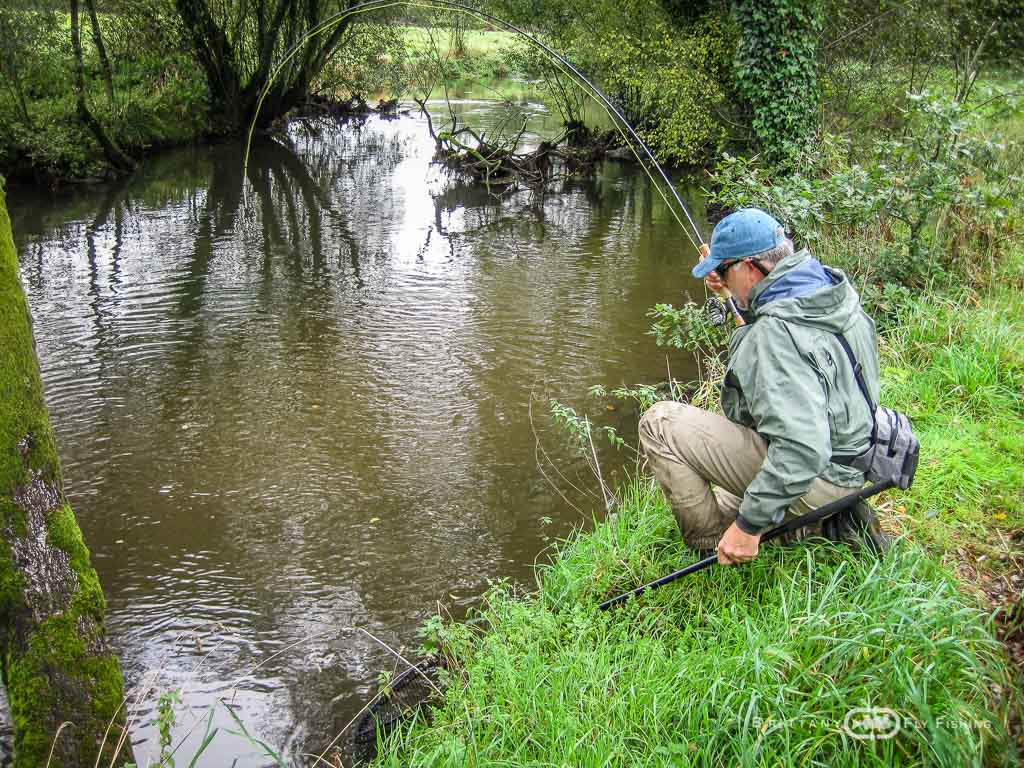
400, 26, 520, 58
880, 282, 1024, 562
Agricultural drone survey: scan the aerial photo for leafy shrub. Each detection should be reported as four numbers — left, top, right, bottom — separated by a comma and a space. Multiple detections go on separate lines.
315, 23, 409, 101
709, 94, 1017, 288
552, 0, 737, 166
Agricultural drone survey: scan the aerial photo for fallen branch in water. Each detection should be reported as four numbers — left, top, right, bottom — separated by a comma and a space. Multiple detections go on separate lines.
414, 97, 617, 196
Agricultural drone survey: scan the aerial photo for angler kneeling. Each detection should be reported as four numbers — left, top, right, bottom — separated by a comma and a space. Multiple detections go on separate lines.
639, 208, 891, 566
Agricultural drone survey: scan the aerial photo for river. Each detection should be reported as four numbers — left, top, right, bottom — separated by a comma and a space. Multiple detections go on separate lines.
7, 87, 709, 765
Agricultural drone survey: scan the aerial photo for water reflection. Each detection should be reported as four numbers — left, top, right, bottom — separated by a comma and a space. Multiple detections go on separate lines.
9, 106, 707, 765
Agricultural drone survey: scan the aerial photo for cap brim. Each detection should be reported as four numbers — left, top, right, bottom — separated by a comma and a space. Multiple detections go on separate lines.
691, 258, 717, 279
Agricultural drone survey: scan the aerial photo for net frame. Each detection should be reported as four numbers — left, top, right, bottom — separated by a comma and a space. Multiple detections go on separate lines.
348, 657, 448, 764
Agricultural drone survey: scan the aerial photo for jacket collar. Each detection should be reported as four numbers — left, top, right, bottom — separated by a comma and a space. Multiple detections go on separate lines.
747, 249, 813, 313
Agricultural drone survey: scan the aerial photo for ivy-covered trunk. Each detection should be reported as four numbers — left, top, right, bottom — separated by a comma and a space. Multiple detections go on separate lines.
732, 0, 822, 162
0, 180, 133, 766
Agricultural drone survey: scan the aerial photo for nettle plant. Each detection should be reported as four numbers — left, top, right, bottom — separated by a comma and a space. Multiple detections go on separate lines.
710, 94, 1015, 287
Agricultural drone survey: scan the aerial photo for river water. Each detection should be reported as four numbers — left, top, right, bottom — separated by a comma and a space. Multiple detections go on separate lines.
8, 90, 708, 765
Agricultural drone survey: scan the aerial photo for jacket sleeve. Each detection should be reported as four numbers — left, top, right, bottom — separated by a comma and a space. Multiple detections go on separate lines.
734, 320, 832, 533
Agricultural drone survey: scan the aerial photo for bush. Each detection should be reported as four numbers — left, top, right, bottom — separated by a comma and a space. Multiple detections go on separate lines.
708, 94, 1018, 289
551, 0, 737, 166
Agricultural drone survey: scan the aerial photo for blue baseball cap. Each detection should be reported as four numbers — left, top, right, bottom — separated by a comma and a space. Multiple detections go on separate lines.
692, 208, 784, 279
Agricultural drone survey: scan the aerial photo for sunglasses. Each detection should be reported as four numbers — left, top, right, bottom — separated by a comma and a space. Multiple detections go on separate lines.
714, 260, 741, 279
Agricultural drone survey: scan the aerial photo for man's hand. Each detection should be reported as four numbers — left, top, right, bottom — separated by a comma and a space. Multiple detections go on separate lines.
717, 522, 760, 565
697, 244, 728, 297
704, 270, 727, 296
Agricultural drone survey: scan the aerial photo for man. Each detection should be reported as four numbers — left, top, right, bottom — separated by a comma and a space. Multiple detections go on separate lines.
639, 208, 887, 566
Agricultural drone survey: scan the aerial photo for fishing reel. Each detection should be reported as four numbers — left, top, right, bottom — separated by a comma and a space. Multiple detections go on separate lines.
704, 296, 727, 327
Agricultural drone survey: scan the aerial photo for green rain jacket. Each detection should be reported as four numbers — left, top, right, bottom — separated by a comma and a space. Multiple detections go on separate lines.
720, 249, 880, 534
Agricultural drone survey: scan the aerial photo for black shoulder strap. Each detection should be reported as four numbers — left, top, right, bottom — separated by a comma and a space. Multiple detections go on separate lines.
831, 331, 879, 466
835, 332, 876, 414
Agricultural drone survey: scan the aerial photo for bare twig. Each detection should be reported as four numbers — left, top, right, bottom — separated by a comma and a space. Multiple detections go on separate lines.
528, 386, 594, 511
585, 417, 618, 511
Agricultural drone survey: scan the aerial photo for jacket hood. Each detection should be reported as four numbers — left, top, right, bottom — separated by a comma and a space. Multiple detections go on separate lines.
749, 250, 861, 334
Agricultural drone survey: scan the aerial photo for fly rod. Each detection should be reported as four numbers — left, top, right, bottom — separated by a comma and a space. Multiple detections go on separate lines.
245, 0, 746, 323
598, 480, 894, 610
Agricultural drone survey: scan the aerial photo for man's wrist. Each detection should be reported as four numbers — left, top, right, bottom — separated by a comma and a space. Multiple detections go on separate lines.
734, 514, 763, 536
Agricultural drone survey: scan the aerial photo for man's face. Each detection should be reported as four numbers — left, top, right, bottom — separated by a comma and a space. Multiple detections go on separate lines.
715, 258, 763, 308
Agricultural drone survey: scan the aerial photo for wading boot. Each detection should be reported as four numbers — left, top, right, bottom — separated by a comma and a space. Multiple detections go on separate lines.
823, 500, 891, 556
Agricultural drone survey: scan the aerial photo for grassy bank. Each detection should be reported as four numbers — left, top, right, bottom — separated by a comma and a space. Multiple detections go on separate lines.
368, 272, 1024, 764
373, 479, 1015, 765
878, 282, 1024, 564
402, 26, 520, 80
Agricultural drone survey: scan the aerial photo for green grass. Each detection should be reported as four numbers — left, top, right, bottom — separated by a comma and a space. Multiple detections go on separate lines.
876, 273, 1024, 560
401, 26, 520, 58
374, 477, 1015, 767
399, 24, 526, 81
883, 291, 1024, 420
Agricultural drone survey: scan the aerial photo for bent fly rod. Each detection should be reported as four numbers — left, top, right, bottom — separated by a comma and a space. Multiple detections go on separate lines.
598, 480, 894, 610
243, 0, 744, 322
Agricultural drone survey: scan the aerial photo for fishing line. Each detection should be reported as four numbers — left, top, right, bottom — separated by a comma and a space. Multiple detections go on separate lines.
243, 0, 706, 251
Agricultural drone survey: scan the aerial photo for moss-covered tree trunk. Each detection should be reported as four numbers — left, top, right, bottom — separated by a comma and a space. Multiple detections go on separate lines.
0, 180, 133, 766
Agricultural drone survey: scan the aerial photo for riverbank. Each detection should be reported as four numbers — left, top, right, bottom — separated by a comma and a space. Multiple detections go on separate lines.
368, 249, 1024, 764
0, 22, 526, 188
373, 494, 1017, 765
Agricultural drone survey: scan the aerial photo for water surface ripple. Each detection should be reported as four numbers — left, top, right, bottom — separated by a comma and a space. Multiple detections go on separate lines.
10, 102, 706, 765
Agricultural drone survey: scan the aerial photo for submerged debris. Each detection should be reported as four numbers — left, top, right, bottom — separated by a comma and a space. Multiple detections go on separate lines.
289, 94, 411, 129
414, 97, 618, 195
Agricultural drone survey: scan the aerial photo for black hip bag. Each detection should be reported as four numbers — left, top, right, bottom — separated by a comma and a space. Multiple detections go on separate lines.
831, 333, 920, 490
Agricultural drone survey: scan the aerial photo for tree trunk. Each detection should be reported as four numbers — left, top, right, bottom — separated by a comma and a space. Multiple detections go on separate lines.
85, 0, 115, 104
731, 0, 822, 162
175, 0, 352, 133
0, 182, 135, 766
175, 0, 244, 127
70, 0, 134, 173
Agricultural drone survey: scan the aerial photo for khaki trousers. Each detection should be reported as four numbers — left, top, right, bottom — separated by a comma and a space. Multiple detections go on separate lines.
638, 401, 850, 551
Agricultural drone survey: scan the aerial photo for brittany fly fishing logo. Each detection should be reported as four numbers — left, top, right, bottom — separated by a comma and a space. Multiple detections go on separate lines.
843, 707, 902, 740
